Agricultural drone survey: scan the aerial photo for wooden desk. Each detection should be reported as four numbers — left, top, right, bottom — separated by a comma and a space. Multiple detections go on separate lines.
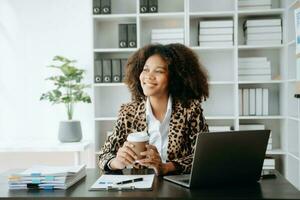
1, 169, 300, 199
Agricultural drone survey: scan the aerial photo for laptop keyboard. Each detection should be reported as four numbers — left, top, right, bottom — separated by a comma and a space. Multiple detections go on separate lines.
179, 179, 190, 184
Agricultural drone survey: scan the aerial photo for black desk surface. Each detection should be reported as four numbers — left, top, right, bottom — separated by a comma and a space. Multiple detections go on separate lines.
1, 169, 300, 200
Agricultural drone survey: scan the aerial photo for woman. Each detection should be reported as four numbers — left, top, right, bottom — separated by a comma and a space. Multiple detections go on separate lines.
98, 43, 209, 175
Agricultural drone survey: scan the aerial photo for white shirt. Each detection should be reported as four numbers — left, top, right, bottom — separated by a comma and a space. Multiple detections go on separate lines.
146, 96, 172, 163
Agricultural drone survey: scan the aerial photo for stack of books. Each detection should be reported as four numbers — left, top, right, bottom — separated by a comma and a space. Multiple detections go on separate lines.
239, 124, 272, 150
238, 0, 271, 10
238, 57, 271, 81
8, 164, 86, 190
151, 28, 184, 45
243, 19, 282, 45
209, 126, 232, 132
239, 88, 269, 116
198, 20, 233, 47
263, 158, 275, 170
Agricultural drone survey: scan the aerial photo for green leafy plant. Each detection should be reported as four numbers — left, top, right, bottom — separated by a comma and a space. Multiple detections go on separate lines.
40, 56, 91, 120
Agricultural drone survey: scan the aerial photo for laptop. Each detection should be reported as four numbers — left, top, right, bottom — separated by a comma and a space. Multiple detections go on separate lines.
163, 130, 270, 188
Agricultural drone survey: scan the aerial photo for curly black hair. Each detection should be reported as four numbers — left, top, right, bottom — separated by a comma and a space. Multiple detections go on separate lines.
124, 43, 209, 106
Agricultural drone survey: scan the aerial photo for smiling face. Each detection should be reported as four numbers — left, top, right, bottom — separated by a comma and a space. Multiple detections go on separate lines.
139, 54, 169, 98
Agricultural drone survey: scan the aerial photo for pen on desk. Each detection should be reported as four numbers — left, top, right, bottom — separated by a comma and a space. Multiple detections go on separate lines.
115, 177, 143, 185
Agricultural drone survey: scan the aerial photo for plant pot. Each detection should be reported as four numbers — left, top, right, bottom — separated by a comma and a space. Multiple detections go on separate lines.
58, 120, 82, 142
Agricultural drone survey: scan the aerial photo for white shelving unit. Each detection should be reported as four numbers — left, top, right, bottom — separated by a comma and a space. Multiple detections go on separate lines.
92, 0, 300, 189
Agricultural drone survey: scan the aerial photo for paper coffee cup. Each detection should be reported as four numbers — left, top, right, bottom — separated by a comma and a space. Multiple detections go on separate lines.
127, 132, 149, 160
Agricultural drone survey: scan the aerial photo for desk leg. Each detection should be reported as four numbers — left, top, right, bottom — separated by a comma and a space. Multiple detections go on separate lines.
74, 152, 81, 165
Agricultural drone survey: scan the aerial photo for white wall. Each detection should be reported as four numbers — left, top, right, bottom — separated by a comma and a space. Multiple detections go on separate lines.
0, 0, 94, 169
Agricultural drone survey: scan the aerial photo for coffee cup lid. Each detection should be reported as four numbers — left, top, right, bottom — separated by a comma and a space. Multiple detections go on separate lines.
127, 132, 149, 142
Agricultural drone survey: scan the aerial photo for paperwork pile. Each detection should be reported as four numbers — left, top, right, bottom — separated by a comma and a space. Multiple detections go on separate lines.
8, 164, 86, 190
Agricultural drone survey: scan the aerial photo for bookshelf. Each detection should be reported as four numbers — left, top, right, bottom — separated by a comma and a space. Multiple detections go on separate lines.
92, 0, 300, 189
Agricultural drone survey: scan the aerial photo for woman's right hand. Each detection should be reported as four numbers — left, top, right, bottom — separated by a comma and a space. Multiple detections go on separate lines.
109, 141, 137, 170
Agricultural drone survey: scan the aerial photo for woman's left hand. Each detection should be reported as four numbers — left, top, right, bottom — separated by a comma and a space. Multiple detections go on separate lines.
139, 144, 166, 176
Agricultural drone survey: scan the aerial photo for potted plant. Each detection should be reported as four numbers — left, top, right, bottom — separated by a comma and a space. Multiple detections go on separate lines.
40, 56, 91, 142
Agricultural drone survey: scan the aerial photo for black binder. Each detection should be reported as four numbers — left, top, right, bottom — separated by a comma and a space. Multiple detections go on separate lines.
140, 0, 148, 13
112, 59, 121, 83
149, 0, 158, 13
93, 0, 101, 14
100, 0, 111, 14
102, 59, 112, 82
119, 24, 128, 48
121, 59, 127, 81
127, 24, 137, 48
94, 59, 102, 83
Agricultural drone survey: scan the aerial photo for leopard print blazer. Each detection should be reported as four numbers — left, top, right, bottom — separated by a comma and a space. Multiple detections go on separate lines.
97, 98, 209, 174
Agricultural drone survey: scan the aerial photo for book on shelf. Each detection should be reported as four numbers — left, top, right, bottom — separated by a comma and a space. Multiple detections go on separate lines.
239, 63, 271, 69
255, 88, 263, 116
249, 88, 256, 116
151, 28, 184, 45
245, 33, 282, 40
239, 75, 271, 81
112, 59, 121, 83
246, 40, 282, 45
199, 41, 233, 47
239, 124, 265, 130
262, 88, 269, 115
209, 126, 232, 132
151, 39, 184, 45
263, 158, 275, 170
239, 57, 268, 63
244, 19, 281, 27
239, 89, 243, 116
121, 59, 127, 81
238, 68, 271, 75
198, 34, 232, 42
245, 26, 282, 34
94, 59, 103, 83
242, 89, 249, 116
151, 28, 184, 34
199, 27, 233, 35
151, 33, 184, 40
199, 20, 233, 28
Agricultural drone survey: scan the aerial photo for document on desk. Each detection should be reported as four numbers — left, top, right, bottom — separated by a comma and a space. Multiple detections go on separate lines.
90, 174, 155, 191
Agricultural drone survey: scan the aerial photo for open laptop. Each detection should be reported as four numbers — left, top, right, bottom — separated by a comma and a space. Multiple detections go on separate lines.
163, 130, 270, 188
